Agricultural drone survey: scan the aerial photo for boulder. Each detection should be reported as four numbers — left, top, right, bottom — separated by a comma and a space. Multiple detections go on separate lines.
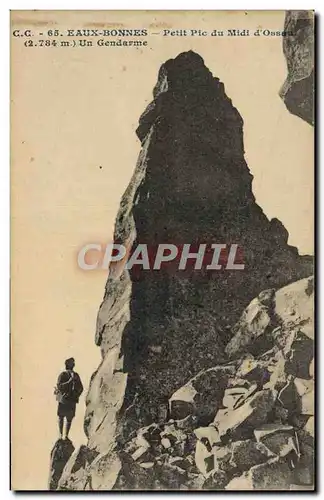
160, 423, 187, 445
225, 291, 275, 358
203, 469, 228, 490
58, 445, 96, 490
303, 416, 314, 441
293, 443, 314, 486
295, 418, 314, 485
84, 350, 128, 452
262, 349, 287, 391
89, 451, 122, 490
236, 357, 271, 387
230, 439, 272, 471
169, 365, 235, 423
214, 389, 277, 440
226, 277, 314, 363
194, 440, 215, 477
194, 426, 221, 447
272, 404, 290, 424
131, 446, 152, 463
140, 462, 155, 469
254, 424, 298, 458
161, 438, 172, 449
225, 457, 293, 490
274, 276, 314, 339
186, 473, 206, 490
169, 456, 191, 471
116, 451, 154, 490
170, 440, 187, 457
157, 461, 187, 489
300, 390, 314, 415
195, 431, 273, 480
137, 423, 162, 446
223, 384, 257, 410
283, 331, 313, 380
236, 356, 259, 378
294, 377, 314, 397
277, 376, 300, 413
169, 384, 197, 420
213, 445, 232, 473
174, 414, 198, 431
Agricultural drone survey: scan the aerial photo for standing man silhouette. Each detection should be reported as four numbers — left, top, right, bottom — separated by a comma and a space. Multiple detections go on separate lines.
55, 358, 83, 440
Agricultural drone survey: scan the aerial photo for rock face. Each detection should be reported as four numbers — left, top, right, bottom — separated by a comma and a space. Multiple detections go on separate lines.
57, 445, 99, 490
280, 10, 314, 125
56, 276, 314, 490
54, 51, 313, 490
48, 439, 75, 490
88, 51, 312, 450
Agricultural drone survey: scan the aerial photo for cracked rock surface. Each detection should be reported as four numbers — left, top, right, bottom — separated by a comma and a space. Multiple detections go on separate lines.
53, 276, 314, 490
280, 10, 314, 126
50, 51, 314, 490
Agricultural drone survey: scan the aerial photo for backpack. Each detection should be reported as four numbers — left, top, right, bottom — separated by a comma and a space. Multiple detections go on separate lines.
54, 371, 75, 404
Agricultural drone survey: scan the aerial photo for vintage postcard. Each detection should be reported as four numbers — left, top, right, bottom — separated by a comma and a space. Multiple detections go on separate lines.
10, 10, 314, 491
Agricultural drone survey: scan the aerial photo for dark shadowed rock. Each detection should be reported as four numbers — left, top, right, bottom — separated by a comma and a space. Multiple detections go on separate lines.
169, 365, 235, 423
157, 461, 188, 489
59, 50, 314, 490
293, 442, 314, 486
226, 290, 275, 357
186, 473, 206, 489
277, 376, 300, 413
226, 457, 293, 490
114, 451, 155, 490
285, 333, 313, 380
59, 275, 314, 490
57, 444, 98, 490
254, 424, 298, 458
213, 445, 233, 473
230, 439, 271, 471
175, 414, 199, 431
203, 469, 228, 490
280, 11, 314, 126
300, 390, 314, 416
214, 389, 277, 440
48, 439, 75, 490
303, 416, 314, 442
194, 426, 221, 448
194, 440, 215, 477
89, 451, 122, 490
89, 51, 312, 454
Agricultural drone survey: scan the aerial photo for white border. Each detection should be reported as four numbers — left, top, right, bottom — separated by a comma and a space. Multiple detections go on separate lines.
3, 1, 321, 498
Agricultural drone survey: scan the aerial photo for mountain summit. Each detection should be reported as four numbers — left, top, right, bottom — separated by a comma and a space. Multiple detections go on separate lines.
51, 51, 313, 490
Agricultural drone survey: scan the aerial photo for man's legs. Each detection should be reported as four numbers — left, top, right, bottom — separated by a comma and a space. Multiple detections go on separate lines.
58, 416, 64, 439
65, 417, 73, 439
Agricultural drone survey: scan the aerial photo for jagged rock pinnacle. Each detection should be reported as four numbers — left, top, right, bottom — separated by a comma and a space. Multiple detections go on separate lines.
57, 52, 313, 489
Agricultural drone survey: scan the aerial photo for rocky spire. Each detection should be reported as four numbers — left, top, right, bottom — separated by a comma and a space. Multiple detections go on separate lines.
85, 51, 312, 455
